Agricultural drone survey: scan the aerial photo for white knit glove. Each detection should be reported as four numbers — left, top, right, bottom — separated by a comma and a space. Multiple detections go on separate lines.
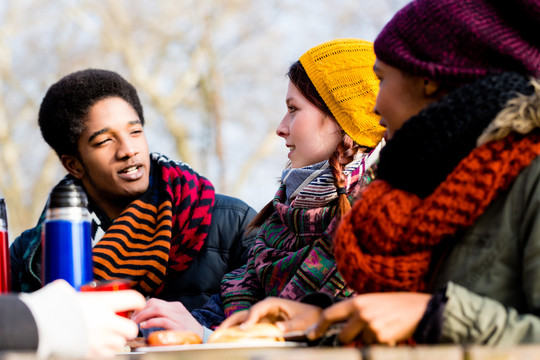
20, 280, 144, 359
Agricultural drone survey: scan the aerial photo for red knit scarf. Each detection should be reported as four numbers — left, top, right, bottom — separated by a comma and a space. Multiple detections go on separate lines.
93, 155, 215, 296
334, 131, 540, 293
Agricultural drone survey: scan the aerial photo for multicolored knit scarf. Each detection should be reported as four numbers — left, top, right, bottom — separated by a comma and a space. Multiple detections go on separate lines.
93, 153, 215, 296
220, 153, 380, 316
333, 72, 538, 294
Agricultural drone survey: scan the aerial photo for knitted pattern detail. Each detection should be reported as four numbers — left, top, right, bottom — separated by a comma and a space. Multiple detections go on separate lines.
300, 39, 384, 147
334, 130, 540, 293
286, 153, 367, 208
478, 78, 540, 145
221, 183, 356, 317
374, 0, 540, 86
377, 72, 533, 198
93, 153, 215, 296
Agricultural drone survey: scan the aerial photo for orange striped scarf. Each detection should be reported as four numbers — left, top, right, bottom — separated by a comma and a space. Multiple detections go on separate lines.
93, 154, 215, 296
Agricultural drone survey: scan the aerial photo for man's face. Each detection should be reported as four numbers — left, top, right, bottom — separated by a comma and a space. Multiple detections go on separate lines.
62, 97, 150, 216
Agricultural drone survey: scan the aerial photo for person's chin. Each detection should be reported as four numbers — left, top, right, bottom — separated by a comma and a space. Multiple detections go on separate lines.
122, 179, 149, 198
383, 130, 393, 142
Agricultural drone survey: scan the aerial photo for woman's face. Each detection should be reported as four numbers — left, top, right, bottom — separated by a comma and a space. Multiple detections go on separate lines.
373, 59, 438, 141
276, 81, 341, 169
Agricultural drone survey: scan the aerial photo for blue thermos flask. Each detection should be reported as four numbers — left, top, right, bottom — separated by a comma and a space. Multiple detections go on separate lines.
41, 181, 93, 290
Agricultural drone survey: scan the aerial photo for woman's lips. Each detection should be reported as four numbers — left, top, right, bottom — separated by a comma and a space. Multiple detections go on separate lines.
286, 145, 295, 160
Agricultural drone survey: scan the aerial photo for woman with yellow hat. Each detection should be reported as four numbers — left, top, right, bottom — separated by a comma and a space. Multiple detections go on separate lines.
218, 38, 384, 317
131, 38, 385, 341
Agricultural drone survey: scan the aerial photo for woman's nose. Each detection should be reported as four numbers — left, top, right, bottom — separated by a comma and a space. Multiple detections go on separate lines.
276, 117, 289, 137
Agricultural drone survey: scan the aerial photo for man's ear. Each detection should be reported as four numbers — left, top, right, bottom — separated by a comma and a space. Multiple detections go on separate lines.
423, 78, 440, 97
61, 155, 84, 179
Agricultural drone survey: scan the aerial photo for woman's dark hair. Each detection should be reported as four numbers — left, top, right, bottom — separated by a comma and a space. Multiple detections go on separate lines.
287, 60, 333, 118
38, 69, 144, 158
246, 61, 364, 233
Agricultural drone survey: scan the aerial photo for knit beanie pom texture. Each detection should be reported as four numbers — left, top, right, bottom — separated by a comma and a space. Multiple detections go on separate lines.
300, 39, 384, 148
374, 0, 540, 87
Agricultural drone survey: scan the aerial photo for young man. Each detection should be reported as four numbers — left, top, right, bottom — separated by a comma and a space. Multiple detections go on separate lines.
10, 69, 256, 311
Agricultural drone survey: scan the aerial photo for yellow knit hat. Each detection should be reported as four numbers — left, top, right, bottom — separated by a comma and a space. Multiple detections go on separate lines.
299, 39, 384, 148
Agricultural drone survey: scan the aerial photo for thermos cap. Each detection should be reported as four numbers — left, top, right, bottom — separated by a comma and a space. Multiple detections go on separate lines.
49, 181, 88, 208
0, 198, 7, 231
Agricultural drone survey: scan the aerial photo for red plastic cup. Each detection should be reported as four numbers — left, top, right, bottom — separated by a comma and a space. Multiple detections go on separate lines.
80, 279, 132, 317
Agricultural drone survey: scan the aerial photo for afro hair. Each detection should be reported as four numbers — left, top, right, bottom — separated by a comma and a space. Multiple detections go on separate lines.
38, 69, 144, 158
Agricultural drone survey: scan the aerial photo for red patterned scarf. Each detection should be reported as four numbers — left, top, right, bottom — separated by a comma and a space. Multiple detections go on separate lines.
334, 131, 540, 293
93, 153, 215, 296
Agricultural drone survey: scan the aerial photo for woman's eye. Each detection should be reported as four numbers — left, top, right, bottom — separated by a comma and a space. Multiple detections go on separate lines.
96, 139, 110, 146
288, 106, 296, 113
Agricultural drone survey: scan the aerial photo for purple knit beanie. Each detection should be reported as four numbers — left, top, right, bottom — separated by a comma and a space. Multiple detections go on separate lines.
374, 0, 540, 87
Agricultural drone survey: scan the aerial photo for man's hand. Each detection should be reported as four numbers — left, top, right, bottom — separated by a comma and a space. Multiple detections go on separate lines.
131, 298, 204, 339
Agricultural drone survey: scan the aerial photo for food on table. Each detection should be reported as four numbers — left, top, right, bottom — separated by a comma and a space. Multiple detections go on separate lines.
207, 323, 285, 343
147, 330, 202, 346
126, 337, 147, 350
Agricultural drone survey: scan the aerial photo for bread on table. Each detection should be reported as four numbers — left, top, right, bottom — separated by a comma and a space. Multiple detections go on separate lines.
208, 323, 285, 343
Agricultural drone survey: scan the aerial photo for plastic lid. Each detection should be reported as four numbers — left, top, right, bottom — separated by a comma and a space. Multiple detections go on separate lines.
48, 181, 88, 208
0, 198, 7, 230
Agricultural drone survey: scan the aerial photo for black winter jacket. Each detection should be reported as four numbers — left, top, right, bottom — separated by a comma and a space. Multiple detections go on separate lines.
10, 193, 256, 311
153, 193, 257, 310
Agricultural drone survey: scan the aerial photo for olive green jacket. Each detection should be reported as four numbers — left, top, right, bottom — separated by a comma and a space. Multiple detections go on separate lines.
432, 83, 540, 344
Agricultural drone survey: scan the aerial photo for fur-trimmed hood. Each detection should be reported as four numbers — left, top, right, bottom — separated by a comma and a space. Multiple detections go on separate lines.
478, 78, 540, 145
